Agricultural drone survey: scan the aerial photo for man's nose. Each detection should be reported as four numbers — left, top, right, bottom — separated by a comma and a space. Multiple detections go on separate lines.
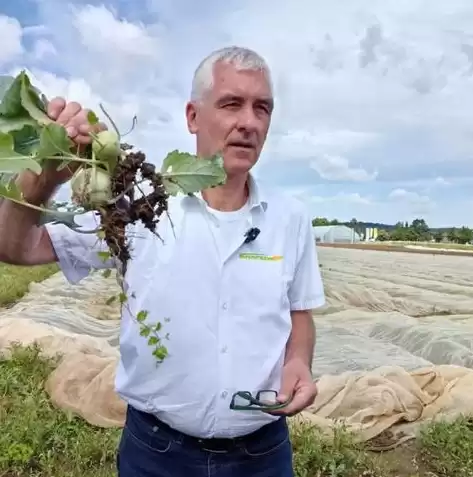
236, 107, 259, 131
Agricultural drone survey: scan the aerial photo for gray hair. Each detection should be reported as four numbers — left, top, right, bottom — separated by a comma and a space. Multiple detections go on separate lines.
190, 46, 273, 101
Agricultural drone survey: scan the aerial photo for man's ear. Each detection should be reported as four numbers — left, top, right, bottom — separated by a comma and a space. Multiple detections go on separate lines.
185, 101, 198, 134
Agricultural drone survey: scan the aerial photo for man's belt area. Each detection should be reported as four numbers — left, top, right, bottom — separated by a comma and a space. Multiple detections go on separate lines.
135, 407, 280, 453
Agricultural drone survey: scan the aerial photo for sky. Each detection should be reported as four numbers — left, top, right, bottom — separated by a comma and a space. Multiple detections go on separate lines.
1, 0, 473, 227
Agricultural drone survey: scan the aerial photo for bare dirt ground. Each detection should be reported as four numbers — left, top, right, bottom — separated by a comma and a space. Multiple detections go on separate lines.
319, 241, 473, 257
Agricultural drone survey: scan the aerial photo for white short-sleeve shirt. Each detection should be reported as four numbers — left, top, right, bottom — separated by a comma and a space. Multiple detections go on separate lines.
46, 176, 325, 438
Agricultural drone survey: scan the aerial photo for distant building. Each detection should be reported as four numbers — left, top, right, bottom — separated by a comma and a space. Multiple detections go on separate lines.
364, 227, 378, 241
312, 225, 362, 244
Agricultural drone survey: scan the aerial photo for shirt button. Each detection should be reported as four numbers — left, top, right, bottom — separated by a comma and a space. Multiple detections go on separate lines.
222, 303, 228, 310
221, 391, 228, 398
221, 346, 228, 353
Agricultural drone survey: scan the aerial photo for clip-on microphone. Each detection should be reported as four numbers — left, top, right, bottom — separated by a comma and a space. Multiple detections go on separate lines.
244, 227, 260, 244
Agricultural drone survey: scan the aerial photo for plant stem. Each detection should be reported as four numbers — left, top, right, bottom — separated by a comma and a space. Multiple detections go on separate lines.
4, 195, 86, 218
43, 156, 107, 166
99, 103, 121, 138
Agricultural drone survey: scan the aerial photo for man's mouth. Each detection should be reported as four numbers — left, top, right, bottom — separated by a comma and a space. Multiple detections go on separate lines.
228, 141, 254, 149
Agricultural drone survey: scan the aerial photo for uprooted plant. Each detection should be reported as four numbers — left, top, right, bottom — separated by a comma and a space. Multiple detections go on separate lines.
0, 71, 227, 362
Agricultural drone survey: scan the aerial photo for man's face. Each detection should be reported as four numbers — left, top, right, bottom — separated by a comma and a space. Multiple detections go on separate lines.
186, 61, 274, 177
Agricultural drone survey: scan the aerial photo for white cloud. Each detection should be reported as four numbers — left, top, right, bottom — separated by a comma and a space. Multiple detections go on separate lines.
310, 155, 378, 182
388, 188, 431, 204
0, 16, 24, 66
2, 0, 473, 227
73, 5, 159, 58
31, 39, 57, 61
433, 176, 450, 187
388, 188, 434, 216
312, 192, 373, 206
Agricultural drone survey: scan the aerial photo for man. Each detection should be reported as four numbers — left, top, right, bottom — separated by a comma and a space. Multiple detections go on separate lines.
0, 46, 325, 476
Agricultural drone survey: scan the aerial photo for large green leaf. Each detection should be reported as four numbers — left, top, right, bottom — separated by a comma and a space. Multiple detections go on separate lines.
19, 72, 52, 125
0, 75, 15, 92
0, 74, 24, 118
160, 150, 226, 196
0, 76, 14, 97
0, 132, 42, 174
0, 115, 37, 134
36, 123, 72, 159
0, 71, 49, 127
11, 125, 41, 156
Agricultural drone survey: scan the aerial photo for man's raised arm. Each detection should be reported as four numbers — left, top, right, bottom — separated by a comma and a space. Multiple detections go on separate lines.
0, 172, 61, 266
0, 97, 113, 283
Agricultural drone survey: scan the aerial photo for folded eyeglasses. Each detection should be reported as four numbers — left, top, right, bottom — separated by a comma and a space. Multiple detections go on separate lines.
229, 389, 292, 411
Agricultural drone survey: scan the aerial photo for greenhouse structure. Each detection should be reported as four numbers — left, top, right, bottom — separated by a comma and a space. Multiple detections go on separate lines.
312, 225, 362, 244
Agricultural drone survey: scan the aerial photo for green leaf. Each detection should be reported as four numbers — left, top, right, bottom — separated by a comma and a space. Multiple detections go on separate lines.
97, 251, 111, 262
36, 123, 72, 159
19, 72, 52, 125
161, 150, 226, 196
137, 310, 148, 322
87, 111, 99, 125
148, 336, 159, 346
152, 346, 168, 361
0, 76, 14, 98
0, 133, 42, 174
0, 116, 37, 134
0, 75, 23, 117
11, 125, 40, 156
0, 72, 50, 132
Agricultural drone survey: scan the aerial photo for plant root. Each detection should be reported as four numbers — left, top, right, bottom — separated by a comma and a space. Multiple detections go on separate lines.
98, 145, 169, 265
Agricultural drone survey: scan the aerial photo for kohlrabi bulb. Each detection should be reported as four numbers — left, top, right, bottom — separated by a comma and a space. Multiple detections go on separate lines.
70, 166, 112, 209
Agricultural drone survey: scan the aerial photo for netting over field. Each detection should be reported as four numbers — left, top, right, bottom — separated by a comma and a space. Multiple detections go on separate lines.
2, 246, 473, 450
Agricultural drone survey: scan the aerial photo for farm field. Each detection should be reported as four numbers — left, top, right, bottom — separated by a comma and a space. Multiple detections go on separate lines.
2, 246, 473, 476
319, 240, 473, 257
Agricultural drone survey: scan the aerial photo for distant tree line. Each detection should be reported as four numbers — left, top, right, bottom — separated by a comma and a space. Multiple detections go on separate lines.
311, 216, 473, 244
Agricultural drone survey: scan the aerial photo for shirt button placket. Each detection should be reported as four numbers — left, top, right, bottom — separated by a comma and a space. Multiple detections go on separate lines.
218, 290, 230, 412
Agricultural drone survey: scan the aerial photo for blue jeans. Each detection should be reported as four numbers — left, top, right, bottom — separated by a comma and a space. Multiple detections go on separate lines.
117, 405, 294, 477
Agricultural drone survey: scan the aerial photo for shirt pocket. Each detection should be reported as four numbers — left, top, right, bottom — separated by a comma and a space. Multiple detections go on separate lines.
230, 254, 288, 318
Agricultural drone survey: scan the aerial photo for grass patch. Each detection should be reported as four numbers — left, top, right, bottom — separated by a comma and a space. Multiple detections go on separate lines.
0, 344, 120, 477
402, 242, 473, 251
419, 416, 473, 476
290, 422, 376, 476
0, 263, 59, 307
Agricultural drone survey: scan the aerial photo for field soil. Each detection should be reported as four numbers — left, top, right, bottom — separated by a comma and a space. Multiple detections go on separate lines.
319, 241, 473, 257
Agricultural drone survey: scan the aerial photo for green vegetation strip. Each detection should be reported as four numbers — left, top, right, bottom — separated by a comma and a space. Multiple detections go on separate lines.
0, 345, 119, 477
0, 263, 59, 307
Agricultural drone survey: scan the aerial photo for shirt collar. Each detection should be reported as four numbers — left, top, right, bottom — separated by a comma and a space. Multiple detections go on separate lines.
189, 173, 268, 212
247, 174, 268, 211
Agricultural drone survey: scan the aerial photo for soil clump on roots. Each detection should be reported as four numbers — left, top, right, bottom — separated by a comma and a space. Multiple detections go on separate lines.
98, 145, 169, 265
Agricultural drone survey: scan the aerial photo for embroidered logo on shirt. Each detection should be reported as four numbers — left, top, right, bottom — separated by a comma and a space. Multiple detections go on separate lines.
239, 253, 283, 261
